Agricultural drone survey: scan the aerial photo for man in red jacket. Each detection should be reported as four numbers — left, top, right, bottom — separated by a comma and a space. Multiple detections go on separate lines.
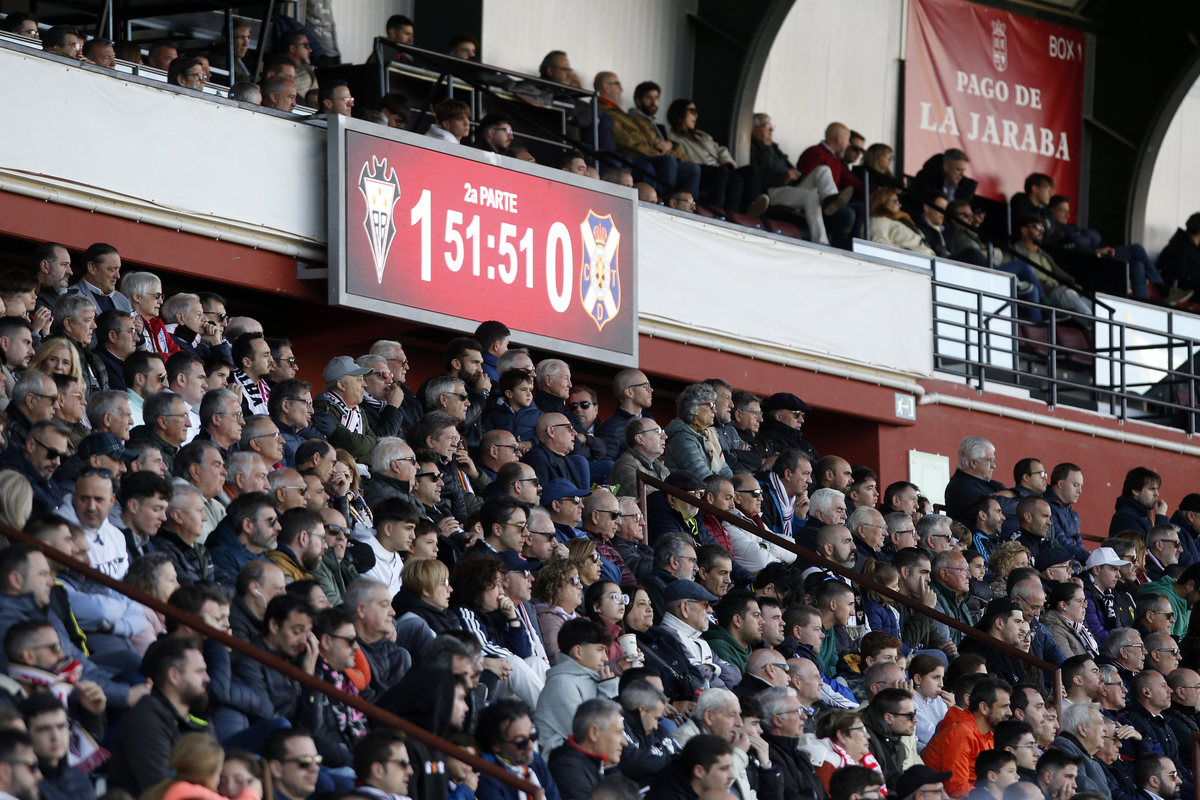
795, 122, 863, 249
923, 677, 1013, 798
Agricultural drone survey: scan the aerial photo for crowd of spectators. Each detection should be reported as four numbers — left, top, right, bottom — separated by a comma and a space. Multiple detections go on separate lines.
0, 238, 1191, 800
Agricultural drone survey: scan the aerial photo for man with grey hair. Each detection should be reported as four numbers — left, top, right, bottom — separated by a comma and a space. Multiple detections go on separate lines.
424, 374, 470, 424
1051, 701, 1108, 796
750, 113, 838, 247
198, 387, 243, 459
917, 513, 955, 554
1104, 628, 1145, 686
5, 371, 59, 450
1143, 632, 1181, 676
671, 686, 776, 800
220, 451, 270, 504
239, 415, 283, 469
884, 511, 919, 555
758, 685, 822, 799
547, 698, 625, 799
596, 368, 654, 458
230, 81, 261, 104
87, 389, 134, 442
616, 679, 678, 785
55, 292, 107, 394
611, 496, 654, 581
705, 378, 760, 475
368, 339, 422, 433
944, 435, 1003, 527
262, 76, 298, 112
313, 356, 377, 463
345, 577, 411, 702
931, 550, 973, 643
849, 506, 888, 563
135, 392, 189, 474
157, 479, 217, 583
1145, 524, 1182, 583
363, 437, 419, 509
610, 417, 669, 498
645, 533, 698, 624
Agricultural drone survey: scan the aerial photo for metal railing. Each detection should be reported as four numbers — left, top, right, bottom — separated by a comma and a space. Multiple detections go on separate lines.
0, 523, 541, 799
633, 471, 1064, 717
933, 280, 1200, 434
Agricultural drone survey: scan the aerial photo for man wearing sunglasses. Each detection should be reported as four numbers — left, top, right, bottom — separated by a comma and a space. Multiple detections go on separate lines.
265, 728, 324, 800
0, 419, 68, 515
862, 687, 920, 793
725, 474, 792, 574
581, 489, 633, 585
476, 697, 563, 800
752, 393, 819, 470
1010, 214, 1094, 318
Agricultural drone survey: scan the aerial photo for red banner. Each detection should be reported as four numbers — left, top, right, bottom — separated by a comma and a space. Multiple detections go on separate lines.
904, 0, 1086, 206
330, 123, 638, 364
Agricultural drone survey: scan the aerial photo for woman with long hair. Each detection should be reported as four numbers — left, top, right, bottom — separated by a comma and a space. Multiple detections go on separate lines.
326, 448, 373, 530
0, 470, 33, 532
28, 337, 85, 386
1041, 580, 1098, 658
582, 580, 641, 673
142, 733, 260, 800
565, 538, 602, 590
909, 653, 950, 749
665, 98, 766, 216
853, 143, 904, 192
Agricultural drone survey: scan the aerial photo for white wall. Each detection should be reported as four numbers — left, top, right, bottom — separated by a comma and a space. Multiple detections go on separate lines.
1142, 79, 1200, 258
330, 0, 413, 64
754, 0, 904, 164
480, 0, 697, 113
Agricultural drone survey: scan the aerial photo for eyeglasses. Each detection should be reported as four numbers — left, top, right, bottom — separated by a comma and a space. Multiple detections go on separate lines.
498, 444, 522, 453
598, 510, 621, 520
80, 468, 115, 479
327, 633, 358, 645
284, 397, 315, 409
608, 593, 630, 604
570, 577, 583, 587
771, 663, 790, 672
529, 529, 557, 538
281, 755, 323, 768
736, 488, 764, 498
590, 553, 601, 564
3, 758, 37, 770
619, 513, 644, 521
391, 456, 417, 465
628, 382, 652, 390
561, 497, 583, 505
1155, 648, 1181, 657
216, 411, 246, 422
447, 392, 470, 402
516, 477, 541, 487
506, 521, 528, 531
387, 759, 412, 768
568, 401, 594, 410
30, 392, 57, 404
252, 431, 282, 441
1150, 609, 1177, 621
29, 438, 66, 461
325, 525, 351, 536
1012, 742, 1041, 750
930, 535, 953, 542
845, 726, 868, 735
547, 423, 574, 432
283, 485, 308, 493
30, 641, 63, 654
281, 357, 298, 367
1025, 470, 1049, 478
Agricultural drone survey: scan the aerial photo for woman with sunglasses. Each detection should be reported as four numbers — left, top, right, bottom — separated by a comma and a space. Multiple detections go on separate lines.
566, 538, 603, 591
531, 559, 583, 664
583, 580, 643, 674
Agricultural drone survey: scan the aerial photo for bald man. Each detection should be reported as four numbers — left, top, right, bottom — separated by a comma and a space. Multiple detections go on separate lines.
735, 648, 790, 695
596, 368, 655, 458
795, 121, 864, 248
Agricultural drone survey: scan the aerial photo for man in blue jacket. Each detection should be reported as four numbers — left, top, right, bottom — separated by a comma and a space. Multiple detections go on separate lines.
1110, 466, 1168, 536
1045, 463, 1086, 562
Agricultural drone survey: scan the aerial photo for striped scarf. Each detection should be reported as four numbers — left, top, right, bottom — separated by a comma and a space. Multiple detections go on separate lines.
829, 739, 887, 794
233, 369, 270, 416
322, 389, 363, 434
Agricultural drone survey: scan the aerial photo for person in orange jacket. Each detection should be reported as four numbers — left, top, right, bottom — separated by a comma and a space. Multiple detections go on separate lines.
922, 677, 1013, 798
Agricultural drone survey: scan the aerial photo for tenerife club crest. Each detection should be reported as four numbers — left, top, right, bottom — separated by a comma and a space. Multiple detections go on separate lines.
358, 156, 401, 283
992, 20, 1008, 72
579, 211, 622, 331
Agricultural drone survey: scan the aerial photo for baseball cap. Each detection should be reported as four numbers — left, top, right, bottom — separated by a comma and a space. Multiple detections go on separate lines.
1034, 548, 1073, 572
78, 432, 137, 463
662, 579, 719, 605
664, 470, 705, 492
1179, 493, 1200, 513
896, 766, 953, 800
323, 356, 372, 384
497, 550, 538, 572
761, 392, 811, 413
540, 478, 592, 506
1085, 547, 1130, 569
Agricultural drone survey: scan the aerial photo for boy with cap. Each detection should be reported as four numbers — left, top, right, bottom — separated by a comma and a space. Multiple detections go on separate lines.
312, 355, 376, 463
1081, 547, 1134, 646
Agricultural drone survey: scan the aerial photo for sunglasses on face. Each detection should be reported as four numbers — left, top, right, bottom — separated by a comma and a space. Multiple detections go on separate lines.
282, 755, 323, 768
80, 467, 114, 478
568, 401, 594, 411
736, 488, 763, 498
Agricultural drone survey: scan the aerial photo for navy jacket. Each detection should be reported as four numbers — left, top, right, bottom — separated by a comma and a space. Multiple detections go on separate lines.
1110, 495, 1155, 536
522, 442, 589, 490
595, 406, 646, 459
1045, 488, 1086, 561
0, 447, 63, 515
476, 751, 561, 800
207, 518, 271, 582
944, 469, 1006, 528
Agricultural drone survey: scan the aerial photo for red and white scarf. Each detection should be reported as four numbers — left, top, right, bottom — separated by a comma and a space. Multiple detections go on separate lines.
828, 739, 887, 794
9, 662, 110, 772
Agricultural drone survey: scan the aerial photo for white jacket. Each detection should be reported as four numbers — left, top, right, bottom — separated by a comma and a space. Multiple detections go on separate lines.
870, 216, 936, 256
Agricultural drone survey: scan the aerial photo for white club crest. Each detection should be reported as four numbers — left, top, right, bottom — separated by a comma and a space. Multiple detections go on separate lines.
992, 20, 1008, 72
358, 156, 401, 283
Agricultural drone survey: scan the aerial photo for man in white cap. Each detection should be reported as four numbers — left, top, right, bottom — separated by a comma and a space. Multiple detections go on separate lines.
312, 356, 376, 464
1081, 546, 1134, 648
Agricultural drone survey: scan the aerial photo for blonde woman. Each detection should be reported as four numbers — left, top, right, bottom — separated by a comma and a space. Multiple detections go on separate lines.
869, 188, 935, 256
29, 337, 85, 386
327, 448, 373, 530
141, 732, 260, 800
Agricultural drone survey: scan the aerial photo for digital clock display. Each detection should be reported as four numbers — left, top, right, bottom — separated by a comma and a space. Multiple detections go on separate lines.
330, 119, 638, 364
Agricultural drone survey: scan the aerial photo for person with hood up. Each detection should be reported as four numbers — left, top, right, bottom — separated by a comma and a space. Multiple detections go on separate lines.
377, 665, 473, 800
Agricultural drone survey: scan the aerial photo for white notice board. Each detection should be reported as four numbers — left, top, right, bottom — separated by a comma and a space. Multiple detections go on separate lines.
908, 450, 951, 507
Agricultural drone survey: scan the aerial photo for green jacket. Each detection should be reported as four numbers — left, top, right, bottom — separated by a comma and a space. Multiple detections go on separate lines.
312, 395, 377, 463
702, 625, 752, 674
1138, 575, 1189, 637
817, 625, 841, 676
932, 580, 972, 644
313, 549, 358, 606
